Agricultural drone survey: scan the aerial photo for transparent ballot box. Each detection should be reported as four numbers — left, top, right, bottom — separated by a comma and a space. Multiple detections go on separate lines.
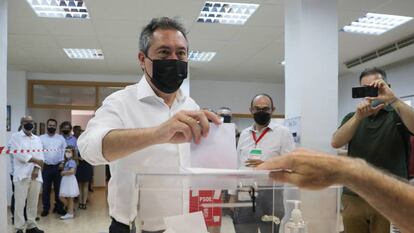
135, 169, 341, 233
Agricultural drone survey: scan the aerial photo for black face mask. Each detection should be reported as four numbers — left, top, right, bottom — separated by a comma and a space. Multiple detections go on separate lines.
62, 130, 71, 135
47, 127, 56, 134
145, 58, 188, 94
23, 123, 34, 131
221, 115, 232, 123
253, 111, 271, 126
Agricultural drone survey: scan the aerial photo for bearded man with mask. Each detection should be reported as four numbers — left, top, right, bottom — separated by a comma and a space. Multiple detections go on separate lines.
39, 118, 67, 217
78, 17, 220, 233
232, 94, 294, 233
9, 116, 45, 233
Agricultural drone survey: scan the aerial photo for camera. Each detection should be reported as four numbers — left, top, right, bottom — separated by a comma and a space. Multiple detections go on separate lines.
352, 86, 378, 98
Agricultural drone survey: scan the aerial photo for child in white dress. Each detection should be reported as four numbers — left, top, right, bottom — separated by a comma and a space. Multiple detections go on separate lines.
59, 146, 79, 220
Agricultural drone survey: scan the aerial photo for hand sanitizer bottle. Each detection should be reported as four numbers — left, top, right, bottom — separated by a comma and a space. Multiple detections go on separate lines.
284, 200, 307, 233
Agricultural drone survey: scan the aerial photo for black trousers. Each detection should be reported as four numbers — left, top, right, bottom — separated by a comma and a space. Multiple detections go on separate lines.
232, 189, 284, 233
109, 218, 130, 233
10, 175, 15, 215
42, 164, 64, 211
109, 218, 163, 233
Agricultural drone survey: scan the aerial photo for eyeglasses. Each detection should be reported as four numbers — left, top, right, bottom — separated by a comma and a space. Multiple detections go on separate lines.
251, 107, 271, 113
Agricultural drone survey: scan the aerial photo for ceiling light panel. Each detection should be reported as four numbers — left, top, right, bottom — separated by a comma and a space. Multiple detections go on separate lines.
64, 48, 104, 60
197, 1, 259, 25
342, 13, 412, 35
189, 51, 216, 62
27, 0, 89, 19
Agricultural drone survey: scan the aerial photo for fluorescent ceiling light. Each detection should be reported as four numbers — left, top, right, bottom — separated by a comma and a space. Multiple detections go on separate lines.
197, 1, 259, 25
342, 13, 412, 35
26, 0, 89, 19
189, 51, 216, 62
280, 60, 285, 66
64, 48, 104, 60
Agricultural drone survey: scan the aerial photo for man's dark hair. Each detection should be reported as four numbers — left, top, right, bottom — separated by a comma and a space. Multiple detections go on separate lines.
60, 121, 72, 130
250, 93, 274, 108
139, 17, 188, 56
359, 67, 388, 83
73, 125, 81, 131
218, 107, 231, 111
47, 118, 57, 126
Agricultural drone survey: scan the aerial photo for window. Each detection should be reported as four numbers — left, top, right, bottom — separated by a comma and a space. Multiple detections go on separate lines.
28, 80, 133, 110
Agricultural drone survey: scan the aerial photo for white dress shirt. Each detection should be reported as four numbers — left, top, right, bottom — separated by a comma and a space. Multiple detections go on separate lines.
237, 121, 295, 169
7, 135, 14, 175
9, 130, 45, 183
78, 76, 199, 229
40, 133, 67, 165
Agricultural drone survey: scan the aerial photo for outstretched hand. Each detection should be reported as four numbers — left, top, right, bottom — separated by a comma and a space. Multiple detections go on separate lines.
257, 148, 350, 190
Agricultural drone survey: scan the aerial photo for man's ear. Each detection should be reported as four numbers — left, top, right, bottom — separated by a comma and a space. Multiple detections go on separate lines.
138, 52, 146, 71
272, 107, 276, 113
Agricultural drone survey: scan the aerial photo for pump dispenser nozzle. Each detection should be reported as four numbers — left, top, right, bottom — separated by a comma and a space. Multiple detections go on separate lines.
284, 200, 307, 233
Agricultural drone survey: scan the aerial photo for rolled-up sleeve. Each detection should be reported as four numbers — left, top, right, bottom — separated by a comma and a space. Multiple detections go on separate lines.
78, 96, 125, 165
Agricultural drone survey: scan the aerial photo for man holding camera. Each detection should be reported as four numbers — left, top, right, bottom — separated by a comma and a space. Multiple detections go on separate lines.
331, 67, 414, 233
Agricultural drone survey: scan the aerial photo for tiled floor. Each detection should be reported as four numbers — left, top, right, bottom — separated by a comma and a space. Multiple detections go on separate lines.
7, 188, 111, 233
7, 188, 238, 233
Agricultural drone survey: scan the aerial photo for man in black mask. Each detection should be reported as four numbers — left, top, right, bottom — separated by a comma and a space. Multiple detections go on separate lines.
9, 116, 45, 233
232, 93, 295, 233
39, 119, 67, 216
78, 17, 221, 233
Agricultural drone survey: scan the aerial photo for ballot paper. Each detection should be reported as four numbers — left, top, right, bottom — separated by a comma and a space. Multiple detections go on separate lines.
191, 123, 237, 169
164, 211, 209, 233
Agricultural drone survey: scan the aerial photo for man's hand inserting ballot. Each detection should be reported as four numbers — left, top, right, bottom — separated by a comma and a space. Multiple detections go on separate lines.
155, 109, 221, 145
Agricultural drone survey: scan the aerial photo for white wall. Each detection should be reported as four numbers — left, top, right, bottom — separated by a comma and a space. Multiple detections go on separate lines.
338, 57, 414, 123
1, 0, 8, 230
6, 70, 27, 206
191, 79, 285, 114
7, 70, 27, 133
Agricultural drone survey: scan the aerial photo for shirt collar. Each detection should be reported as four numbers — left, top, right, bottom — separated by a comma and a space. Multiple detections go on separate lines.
249, 121, 278, 133
64, 134, 75, 140
19, 130, 34, 138
136, 75, 187, 103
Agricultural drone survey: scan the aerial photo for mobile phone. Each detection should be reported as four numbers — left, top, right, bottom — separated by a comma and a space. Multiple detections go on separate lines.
352, 86, 378, 98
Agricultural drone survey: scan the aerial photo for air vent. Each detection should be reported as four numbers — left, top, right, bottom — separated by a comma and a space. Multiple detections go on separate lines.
397, 36, 414, 49
346, 58, 362, 68
345, 34, 414, 69
377, 44, 397, 56
360, 52, 378, 63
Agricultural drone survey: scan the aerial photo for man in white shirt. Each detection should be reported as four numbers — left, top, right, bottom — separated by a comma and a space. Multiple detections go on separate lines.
78, 17, 220, 233
9, 116, 45, 233
233, 94, 294, 233
39, 118, 67, 217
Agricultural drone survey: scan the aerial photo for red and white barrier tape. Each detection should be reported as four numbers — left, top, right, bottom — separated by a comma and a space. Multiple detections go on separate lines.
0, 146, 63, 155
